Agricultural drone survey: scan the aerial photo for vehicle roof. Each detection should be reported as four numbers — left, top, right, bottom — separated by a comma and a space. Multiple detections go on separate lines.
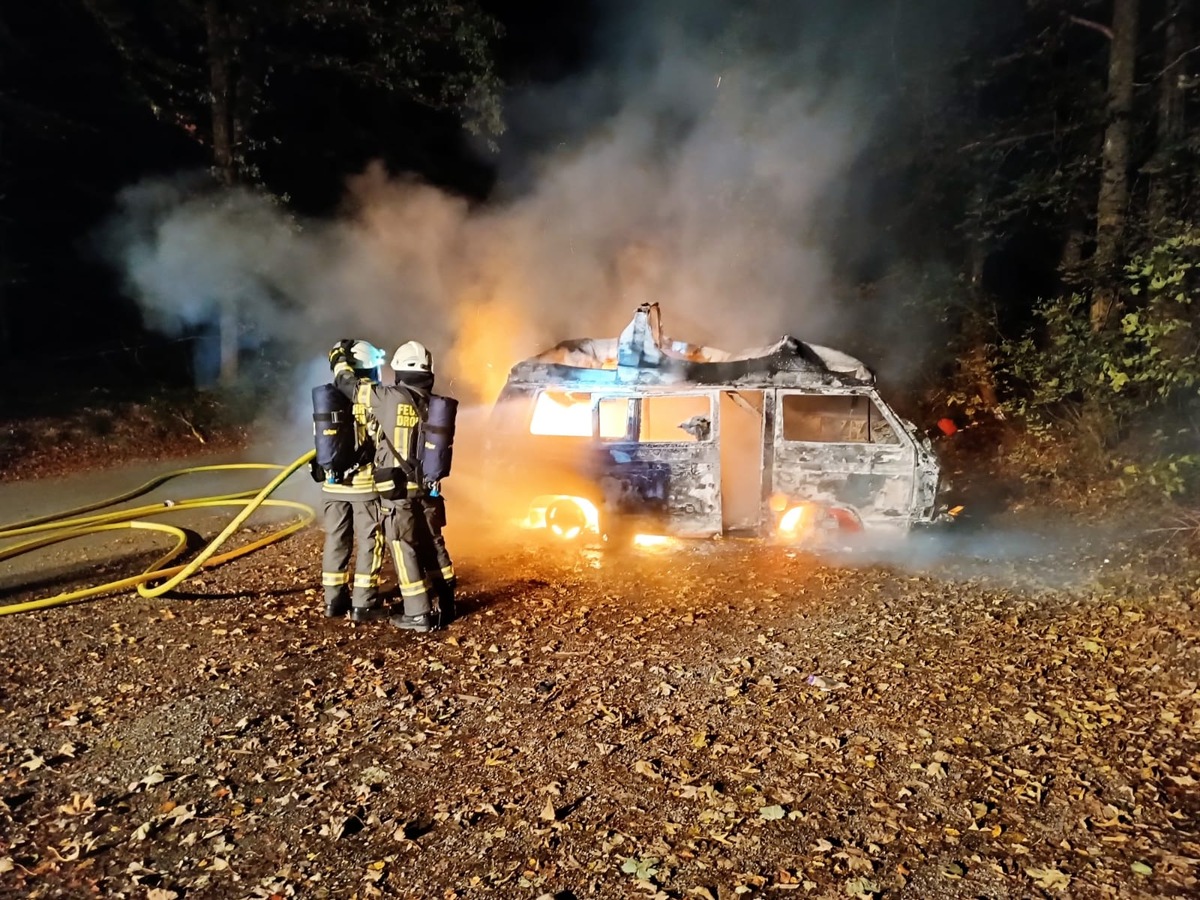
503, 304, 875, 393
503, 352, 874, 392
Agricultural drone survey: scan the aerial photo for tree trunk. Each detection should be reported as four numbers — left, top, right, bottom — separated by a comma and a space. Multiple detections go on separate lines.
1146, 0, 1189, 233
964, 187, 999, 412
0, 121, 9, 364
1090, 0, 1139, 332
205, 0, 236, 188
1058, 201, 1090, 292
0, 270, 9, 368
204, 0, 238, 385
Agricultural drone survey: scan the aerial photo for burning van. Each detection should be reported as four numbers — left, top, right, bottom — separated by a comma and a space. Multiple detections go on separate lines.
486, 304, 948, 545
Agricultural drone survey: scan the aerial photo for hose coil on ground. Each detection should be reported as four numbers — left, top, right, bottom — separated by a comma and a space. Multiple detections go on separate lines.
0, 451, 316, 615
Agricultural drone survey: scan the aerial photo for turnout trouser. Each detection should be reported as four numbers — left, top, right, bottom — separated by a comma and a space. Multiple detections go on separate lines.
382, 500, 434, 618
321, 496, 384, 610
418, 495, 456, 613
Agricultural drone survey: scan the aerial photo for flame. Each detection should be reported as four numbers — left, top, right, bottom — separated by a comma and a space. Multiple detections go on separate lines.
521, 495, 601, 538
779, 503, 813, 535
632, 533, 677, 550
530, 391, 593, 436
529, 392, 630, 438
777, 501, 863, 539
448, 300, 527, 405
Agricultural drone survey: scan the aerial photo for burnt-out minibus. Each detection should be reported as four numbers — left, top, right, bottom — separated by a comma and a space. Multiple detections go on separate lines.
486, 304, 950, 545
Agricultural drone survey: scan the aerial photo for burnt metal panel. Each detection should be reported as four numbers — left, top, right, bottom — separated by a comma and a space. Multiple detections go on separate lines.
759, 389, 777, 534
770, 388, 921, 528
594, 455, 720, 535
505, 336, 871, 393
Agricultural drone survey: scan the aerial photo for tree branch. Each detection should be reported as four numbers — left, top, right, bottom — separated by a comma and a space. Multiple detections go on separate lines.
958, 122, 1089, 153
1067, 15, 1114, 41
1157, 42, 1200, 79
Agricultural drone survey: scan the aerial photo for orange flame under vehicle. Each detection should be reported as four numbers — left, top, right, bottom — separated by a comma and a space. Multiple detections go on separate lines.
486, 304, 951, 546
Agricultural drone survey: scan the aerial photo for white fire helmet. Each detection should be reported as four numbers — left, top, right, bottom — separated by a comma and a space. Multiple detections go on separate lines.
391, 340, 433, 373
350, 340, 387, 373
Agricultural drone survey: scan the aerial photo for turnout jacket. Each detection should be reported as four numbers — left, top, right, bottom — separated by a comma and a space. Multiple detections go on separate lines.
332, 350, 429, 501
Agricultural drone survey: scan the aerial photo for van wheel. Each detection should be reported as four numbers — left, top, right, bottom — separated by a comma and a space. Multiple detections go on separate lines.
546, 499, 589, 542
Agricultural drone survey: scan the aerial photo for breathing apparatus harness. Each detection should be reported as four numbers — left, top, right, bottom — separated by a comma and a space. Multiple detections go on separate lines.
367, 378, 458, 501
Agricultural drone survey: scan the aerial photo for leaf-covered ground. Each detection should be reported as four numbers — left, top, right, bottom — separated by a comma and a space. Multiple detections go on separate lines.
0, 391, 250, 484
2, 521, 1198, 900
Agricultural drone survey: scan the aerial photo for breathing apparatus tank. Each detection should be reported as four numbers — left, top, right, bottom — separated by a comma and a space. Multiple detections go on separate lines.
420, 394, 458, 483
312, 384, 356, 482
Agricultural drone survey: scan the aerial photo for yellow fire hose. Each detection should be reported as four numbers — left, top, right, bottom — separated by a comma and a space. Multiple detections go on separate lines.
0, 451, 317, 615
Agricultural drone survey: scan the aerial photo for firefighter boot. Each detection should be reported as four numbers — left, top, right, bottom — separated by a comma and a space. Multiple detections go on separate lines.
437, 594, 456, 628
325, 592, 351, 618
390, 612, 436, 633
349, 605, 388, 624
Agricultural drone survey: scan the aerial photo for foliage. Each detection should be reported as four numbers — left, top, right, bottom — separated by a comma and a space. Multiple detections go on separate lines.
280, 0, 504, 138
82, 0, 504, 181
1121, 454, 1200, 498
620, 855, 661, 882
998, 227, 1200, 495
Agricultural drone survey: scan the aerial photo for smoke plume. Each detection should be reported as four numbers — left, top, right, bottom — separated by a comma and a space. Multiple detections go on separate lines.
100, 1, 987, 403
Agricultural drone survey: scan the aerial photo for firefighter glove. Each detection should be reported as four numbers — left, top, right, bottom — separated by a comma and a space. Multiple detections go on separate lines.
328, 339, 356, 366
308, 459, 326, 483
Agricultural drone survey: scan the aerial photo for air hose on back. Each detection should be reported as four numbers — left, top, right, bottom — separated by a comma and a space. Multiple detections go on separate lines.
0, 451, 317, 615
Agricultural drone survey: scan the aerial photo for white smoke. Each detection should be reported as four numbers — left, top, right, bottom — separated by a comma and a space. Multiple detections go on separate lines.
99, 1, 979, 403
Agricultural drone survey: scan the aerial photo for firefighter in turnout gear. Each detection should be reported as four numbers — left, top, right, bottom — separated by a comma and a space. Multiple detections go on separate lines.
315, 340, 387, 622
392, 341, 457, 626
329, 339, 456, 632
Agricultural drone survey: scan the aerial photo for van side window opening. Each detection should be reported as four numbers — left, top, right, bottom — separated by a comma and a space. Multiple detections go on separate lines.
640, 394, 712, 443
529, 391, 593, 436
597, 398, 631, 439
780, 394, 898, 444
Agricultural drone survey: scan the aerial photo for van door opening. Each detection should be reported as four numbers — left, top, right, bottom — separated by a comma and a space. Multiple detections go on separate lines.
591, 391, 723, 538
719, 390, 765, 532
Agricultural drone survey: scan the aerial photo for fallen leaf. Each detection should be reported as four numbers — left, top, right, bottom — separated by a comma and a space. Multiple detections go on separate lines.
844, 875, 879, 898
20, 755, 45, 771
633, 759, 661, 781
1025, 866, 1071, 891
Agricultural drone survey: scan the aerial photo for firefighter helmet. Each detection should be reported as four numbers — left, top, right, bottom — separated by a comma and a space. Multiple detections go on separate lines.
391, 341, 433, 373
351, 340, 386, 376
